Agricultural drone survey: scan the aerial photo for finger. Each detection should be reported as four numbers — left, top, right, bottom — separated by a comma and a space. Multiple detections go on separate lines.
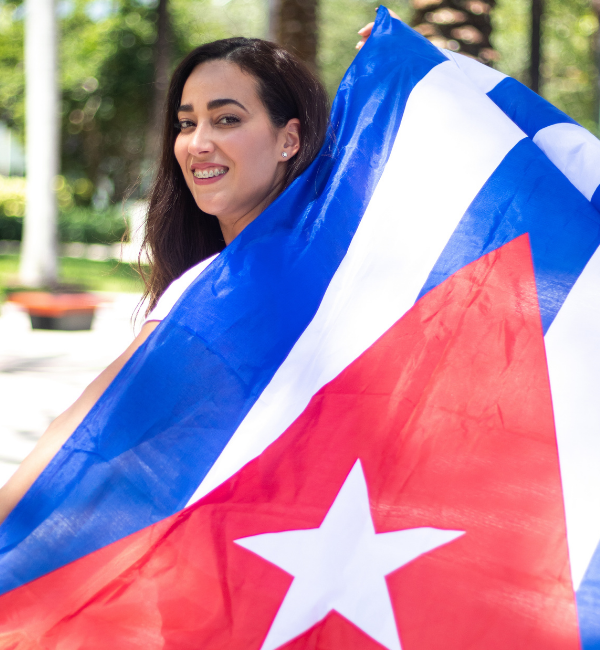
355, 34, 370, 49
357, 22, 374, 35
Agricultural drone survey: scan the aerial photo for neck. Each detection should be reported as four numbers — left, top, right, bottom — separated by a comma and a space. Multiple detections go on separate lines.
218, 180, 284, 246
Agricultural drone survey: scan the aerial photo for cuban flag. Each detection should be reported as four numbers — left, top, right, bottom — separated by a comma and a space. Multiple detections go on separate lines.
1, 8, 600, 648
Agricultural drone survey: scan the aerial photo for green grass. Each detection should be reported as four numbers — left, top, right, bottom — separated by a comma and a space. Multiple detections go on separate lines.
0, 254, 145, 293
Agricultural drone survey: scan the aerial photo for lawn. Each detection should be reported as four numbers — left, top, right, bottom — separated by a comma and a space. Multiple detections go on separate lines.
0, 254, 145, 294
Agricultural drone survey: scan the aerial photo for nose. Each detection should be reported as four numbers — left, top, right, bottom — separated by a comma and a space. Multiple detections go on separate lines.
187, 121, 215, 156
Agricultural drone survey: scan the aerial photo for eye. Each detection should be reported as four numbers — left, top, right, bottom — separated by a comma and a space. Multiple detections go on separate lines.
175, 119, 195, 132
216, 114, 241, 126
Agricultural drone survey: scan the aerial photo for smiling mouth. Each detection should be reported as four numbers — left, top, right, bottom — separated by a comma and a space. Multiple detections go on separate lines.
193, 168, 228, 179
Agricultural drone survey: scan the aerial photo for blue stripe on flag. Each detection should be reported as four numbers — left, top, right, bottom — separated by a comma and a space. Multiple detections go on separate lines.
578, 543, 600, 650
488, 77, 578, 139
592, 184, 600, 215
0, 8, 447, 595
416, 137, 600, 333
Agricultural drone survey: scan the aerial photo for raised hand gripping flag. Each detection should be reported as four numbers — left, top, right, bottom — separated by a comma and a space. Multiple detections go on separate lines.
2, 8, 600, 649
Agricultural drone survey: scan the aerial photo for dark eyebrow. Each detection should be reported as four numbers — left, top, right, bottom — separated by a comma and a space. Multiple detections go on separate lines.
177, 99, 249, 114
207, 98, 248, 112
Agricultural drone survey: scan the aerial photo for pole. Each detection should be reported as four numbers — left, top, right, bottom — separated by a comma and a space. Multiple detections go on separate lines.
20, 0, 59, 287
530, 0, 543, 94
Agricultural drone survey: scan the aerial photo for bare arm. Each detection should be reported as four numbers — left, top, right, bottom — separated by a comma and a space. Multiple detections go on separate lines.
0, 320, 160, 525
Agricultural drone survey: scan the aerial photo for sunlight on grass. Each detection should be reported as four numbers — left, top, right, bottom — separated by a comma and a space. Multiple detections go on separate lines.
0, 255, 145, 294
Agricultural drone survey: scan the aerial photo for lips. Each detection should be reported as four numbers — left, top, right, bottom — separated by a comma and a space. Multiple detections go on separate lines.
190, 163, 229, 185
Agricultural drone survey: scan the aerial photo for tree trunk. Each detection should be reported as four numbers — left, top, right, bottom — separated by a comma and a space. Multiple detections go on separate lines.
273, 0, 318, 72
412, 0, 498, 64
20, 0, 59, 287
268, 0, 280, 42
529, 0, 543, 94
144, 0, 171, 169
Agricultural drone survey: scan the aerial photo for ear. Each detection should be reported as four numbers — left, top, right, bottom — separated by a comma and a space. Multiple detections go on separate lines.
281, 118, 301, 160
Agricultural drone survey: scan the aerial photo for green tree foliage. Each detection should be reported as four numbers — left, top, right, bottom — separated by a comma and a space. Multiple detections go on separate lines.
491, 0, 528, 79
0, 3, 24, 131
170, 0, 265, 48
0, 0, 598, 212
544, 0, 599, 132
494, 0, 599, 133
0, 0, 189, 204
60, 0, 190, 202
318, 0, 412, 97
0, 0, 268, 206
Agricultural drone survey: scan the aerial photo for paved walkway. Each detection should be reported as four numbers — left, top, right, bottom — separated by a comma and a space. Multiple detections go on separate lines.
0, 293, 143, 487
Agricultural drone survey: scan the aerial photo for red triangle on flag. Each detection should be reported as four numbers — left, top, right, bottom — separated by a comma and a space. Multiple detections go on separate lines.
0, 234, 579, 650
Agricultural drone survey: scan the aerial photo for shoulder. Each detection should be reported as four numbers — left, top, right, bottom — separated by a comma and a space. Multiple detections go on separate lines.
145, 253, 219, 323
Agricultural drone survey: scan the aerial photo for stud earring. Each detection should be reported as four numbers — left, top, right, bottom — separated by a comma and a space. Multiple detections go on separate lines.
281, 152, 288, 158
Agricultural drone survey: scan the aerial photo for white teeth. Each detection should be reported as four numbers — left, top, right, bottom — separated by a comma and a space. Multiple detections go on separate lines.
193, 168, 226, 179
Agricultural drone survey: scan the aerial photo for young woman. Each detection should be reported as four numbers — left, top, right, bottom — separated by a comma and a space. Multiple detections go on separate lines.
0, 37, 332, 524
0, 8, 395, 523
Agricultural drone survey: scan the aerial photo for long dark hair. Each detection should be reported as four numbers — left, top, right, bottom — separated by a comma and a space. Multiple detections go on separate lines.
140, 37, 329, 313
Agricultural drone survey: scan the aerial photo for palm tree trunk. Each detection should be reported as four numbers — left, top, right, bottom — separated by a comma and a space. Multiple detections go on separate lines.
20, 0, 59, 287
412, 0, 498, 64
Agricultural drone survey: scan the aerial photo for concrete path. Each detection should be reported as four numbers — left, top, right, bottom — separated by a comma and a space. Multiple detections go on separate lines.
0, 293, 143, 487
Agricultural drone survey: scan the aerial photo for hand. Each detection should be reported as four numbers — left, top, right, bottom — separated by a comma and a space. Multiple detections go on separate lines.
356, 22, 374, 50
356, 9, 400, 50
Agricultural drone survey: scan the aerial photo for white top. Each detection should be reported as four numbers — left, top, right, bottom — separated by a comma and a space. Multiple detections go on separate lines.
145, 253, 219, 322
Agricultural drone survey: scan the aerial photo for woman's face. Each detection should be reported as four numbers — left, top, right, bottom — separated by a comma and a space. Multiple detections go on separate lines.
174, 60, 300, 244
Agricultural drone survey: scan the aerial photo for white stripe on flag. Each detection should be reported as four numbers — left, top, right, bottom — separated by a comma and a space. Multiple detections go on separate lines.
188, 61, 525, 505
444, 49, 600, 209
545, 246, 600, 590
442, 49, 507, 93
533, 123, 600, 203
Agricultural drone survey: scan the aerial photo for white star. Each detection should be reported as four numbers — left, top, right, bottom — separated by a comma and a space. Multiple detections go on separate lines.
235, 460, 464, 650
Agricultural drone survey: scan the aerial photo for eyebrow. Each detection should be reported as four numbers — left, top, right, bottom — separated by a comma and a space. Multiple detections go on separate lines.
177, 99, 249, 113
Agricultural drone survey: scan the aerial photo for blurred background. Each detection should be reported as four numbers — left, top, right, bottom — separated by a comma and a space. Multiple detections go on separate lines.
0, 0, 599, 484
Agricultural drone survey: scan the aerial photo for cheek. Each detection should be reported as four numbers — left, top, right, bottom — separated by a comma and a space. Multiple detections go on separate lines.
174, 136, 189, 174
234, 131, 278, 180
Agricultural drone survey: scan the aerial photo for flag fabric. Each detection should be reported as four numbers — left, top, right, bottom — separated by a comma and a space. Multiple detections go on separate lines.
443, 49, 600, 215
2, 8, 600, 648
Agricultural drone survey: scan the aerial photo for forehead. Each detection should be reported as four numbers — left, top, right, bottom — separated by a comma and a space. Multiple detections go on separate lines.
180, 60, 261, 110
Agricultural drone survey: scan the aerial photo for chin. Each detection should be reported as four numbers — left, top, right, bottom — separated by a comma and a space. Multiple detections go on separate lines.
191, 194, 226, 216
194, 201, 224, 216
